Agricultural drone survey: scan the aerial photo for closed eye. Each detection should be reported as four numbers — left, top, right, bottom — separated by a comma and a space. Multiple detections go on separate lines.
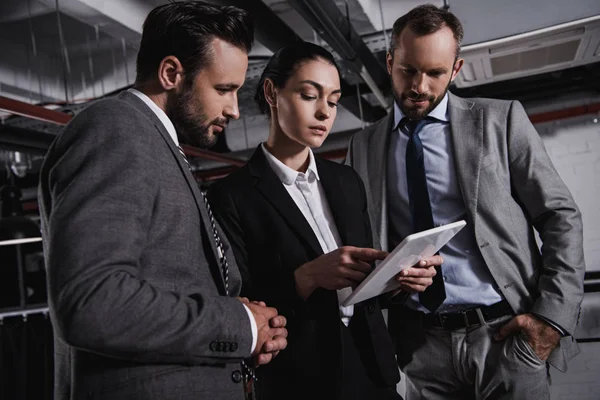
215, 84, 239, 94
428, 70, 445, 77
301, 93, 317, 101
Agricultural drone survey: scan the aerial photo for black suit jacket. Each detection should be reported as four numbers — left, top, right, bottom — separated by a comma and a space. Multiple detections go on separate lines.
208, 147, 399, 400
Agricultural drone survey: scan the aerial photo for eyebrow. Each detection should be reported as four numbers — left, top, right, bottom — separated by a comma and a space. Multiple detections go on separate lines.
400, 64, 449, 74
429, 67, 449, 74
299, 80, 342, 95
215, 83, 241, 90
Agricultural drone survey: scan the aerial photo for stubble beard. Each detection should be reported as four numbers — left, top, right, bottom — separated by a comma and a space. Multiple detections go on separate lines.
393, 78, 452, 121
166, 86, 223, 149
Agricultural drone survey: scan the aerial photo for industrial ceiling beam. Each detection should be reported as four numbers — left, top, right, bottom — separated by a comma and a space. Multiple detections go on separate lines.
288, 0, 391, 111
0, 96, 71, 125
223, 0, 385, 122
0, 96, 247, 167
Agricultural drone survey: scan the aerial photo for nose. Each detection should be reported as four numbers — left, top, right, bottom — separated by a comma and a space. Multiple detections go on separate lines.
411, 73, 427, 94
315, 99, 331, 121
224, 93, 240, 120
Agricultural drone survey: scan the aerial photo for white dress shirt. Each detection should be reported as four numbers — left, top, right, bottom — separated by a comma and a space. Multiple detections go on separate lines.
261, 143, 354, 326
129, 88, 258, 351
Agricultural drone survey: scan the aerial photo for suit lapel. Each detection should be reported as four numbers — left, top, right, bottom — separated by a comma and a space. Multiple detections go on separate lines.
119, 91, 230, 293
368, 114, 393, 250
316, 158, 354, 246
249, 148, 324, 257
448, 93, 483, 218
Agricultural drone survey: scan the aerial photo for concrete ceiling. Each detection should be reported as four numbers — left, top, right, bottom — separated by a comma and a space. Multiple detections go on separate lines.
2, 0, 599, 108
1, 0, 600, 157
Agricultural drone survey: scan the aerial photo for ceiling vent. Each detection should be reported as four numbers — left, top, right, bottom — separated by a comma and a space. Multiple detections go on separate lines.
454, 16, 600, 88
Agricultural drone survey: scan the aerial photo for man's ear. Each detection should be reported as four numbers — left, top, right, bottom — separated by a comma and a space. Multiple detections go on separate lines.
264, 78, 277, 107
386, 51, 393, 75
157, 56, 184, 91
450, 57, 464, 82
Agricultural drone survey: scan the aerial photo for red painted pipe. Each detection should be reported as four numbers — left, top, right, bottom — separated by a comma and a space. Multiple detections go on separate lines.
0, 95, 247, 168
0, 96, 71, 125
2, 94, 600, 180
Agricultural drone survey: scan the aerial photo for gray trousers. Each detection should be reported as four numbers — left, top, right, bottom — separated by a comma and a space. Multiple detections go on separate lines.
393, 314, 550, 400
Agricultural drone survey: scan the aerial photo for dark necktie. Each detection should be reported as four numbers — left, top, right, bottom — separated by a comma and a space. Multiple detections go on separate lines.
177, 145, 229, 294
403, 118, 446, 312
177, 144, 256, 396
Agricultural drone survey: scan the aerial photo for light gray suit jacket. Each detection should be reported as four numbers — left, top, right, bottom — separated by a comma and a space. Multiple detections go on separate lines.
345, 92, 585, 371
38, 91, 253, 399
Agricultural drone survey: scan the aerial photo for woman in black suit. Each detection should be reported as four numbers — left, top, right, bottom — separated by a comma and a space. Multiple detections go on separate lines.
208, 42, 438, 400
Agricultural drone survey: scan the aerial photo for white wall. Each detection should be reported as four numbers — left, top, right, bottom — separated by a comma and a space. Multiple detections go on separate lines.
537, 115, 600, 272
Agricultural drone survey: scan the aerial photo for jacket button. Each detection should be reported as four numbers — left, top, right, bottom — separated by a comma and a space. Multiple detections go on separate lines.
231, 342, 238, 352
231, 370, 243, 383
367, 305, 375, 313
209, 341, 218, 351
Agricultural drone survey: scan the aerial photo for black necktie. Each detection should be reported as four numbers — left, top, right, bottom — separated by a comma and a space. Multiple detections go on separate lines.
177, 145, 230, 294
403, 118, 446, 312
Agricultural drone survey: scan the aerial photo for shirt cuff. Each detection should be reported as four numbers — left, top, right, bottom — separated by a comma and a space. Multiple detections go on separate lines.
243, 304, 258, 353
532, 313, 567, 336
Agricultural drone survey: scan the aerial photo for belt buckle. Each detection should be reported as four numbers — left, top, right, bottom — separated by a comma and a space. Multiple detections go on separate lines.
462, 308, 486, 329
436, 313, 449, 329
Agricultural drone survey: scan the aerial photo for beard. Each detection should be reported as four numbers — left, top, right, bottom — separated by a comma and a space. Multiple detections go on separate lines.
393, 78, 452, 120
165, 84, 228, 149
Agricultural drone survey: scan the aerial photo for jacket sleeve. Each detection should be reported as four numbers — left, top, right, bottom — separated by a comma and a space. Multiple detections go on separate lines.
207, 183, 310, 316
40, 103, 253, 364
506, 100, 585, 335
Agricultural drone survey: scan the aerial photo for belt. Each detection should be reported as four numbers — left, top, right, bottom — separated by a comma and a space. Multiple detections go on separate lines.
420, 300, 514, 330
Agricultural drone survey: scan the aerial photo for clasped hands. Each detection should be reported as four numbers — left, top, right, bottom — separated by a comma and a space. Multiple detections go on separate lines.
237, 297, 288, 367
294, 246, 442, 300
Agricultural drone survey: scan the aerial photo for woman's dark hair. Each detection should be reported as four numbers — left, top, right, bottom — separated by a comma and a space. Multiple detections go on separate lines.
390, 4, 463, 57
135, 1, 253, 85
254, 41, 340, 118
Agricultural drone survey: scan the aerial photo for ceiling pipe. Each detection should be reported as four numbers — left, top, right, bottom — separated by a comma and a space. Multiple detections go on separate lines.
287, 0, 391, 110
0, 96, 247, 166
0, 96, 71, 125
222, 0, 384, 122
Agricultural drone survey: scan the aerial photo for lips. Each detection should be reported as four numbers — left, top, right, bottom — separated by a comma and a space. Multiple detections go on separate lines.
212, 124, 226, 133
309, 125, 327, 134
406, 98, 429, 109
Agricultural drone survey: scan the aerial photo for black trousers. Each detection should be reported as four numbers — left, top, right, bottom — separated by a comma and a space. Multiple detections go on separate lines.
339, 319, 402, 400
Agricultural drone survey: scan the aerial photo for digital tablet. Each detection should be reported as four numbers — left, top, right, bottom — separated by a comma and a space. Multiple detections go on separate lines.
341, 220, 467, 306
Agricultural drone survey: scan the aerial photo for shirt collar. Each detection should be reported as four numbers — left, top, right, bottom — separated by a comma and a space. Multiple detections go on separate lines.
393, 92, 450, 130
260, 143, 320, 185
129, 88, 179, 146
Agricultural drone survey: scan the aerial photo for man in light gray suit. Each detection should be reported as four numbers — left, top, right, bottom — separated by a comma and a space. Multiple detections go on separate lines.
346, 4, 585, 399
38, 2, 287, 399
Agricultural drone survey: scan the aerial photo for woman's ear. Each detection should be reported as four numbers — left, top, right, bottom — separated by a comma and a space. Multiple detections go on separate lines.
264, 78, 277, 107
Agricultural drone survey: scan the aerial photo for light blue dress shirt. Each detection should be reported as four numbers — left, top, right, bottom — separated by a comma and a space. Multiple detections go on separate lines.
387, 94, 503, 313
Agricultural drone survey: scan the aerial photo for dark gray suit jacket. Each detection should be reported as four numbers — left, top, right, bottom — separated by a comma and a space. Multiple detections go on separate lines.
38, 91, 253, 400
345, 93, 585, 371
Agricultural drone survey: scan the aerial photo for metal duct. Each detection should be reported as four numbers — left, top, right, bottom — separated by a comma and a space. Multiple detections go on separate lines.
288, 0, 391, 111
223, 0, 385, 122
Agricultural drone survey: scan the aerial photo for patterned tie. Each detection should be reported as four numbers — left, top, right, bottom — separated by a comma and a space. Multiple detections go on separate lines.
403, 118, 446, 312
177, 145, 229, 294
176, 144, 256, 397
